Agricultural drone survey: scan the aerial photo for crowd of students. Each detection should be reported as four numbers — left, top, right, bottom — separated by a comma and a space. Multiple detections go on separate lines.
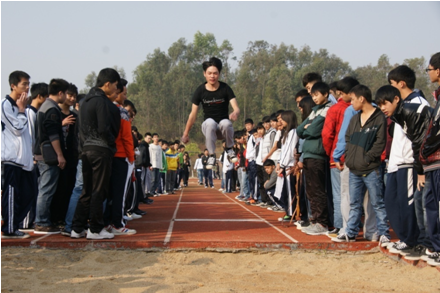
192, 52, 440, 267
2, 52, 440, 267
1, 68, 191, 240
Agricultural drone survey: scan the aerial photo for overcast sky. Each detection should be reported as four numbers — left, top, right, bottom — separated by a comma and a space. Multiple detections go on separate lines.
2, 1, 440, 98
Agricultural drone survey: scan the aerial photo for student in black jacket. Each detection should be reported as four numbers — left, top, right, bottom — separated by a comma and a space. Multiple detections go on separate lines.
71, 68, 121, 240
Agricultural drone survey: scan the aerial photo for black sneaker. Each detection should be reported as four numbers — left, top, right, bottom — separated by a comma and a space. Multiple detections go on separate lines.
133, 209, 147, 215
404, 245, 427, 261
388, 242, 413, 256
2, 230, 30, 239
61, 229, 71, 237
34, 225, 61, 235
226, 148, 238, 163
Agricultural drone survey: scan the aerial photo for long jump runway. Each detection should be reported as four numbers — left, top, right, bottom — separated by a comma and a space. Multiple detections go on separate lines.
1, 178, 389, 252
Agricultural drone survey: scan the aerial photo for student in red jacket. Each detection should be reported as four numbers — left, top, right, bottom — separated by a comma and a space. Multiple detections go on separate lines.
322, 77, 359, 235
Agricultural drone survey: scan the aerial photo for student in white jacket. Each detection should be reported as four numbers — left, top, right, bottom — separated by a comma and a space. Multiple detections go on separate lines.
274, 110, 299, 219
1, 71, 35, 239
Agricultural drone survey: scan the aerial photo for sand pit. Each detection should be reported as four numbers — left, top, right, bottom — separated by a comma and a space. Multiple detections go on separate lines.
1, 247, 439, 293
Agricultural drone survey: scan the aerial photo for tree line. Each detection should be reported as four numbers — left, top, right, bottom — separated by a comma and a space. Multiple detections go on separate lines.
81, 32, 437, 146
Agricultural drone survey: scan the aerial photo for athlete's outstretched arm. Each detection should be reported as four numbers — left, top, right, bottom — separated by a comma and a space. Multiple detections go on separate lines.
181, 103, 199, 144
229, 98, 240, 121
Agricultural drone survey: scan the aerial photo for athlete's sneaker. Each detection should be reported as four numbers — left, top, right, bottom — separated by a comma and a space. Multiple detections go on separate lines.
297, 221, 311, 230
389, 242, 412, 255
226, 148, 238, 163
404, 245, 427, 261
421, 250, 439, 262
111, 226, 137, 235
204, 185, 208, 188
303, 223, 328, 236
211, 186, 215, 189
2, 230, 30, 239
123, 215, 133, 221
71, 229, 86, 239
206, 156, 216, 169
379, 235, 392, 248
219, 188, 224, 191
331, 233, 356, 243
86, 228, 114, 240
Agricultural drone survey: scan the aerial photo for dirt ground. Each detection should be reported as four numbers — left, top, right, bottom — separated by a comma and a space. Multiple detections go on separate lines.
2, 248, 439, 293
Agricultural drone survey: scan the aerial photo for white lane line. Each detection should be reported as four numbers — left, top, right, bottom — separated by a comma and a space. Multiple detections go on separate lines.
30, 233, 52, 246
163, 188, 184, 245
220, 192, 298, 243
174, 219, 264, 222
180, 202, 235, 205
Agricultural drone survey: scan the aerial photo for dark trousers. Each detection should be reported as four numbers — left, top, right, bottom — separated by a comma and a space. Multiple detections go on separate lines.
157, 172, 166, 194
203, 169, 213, 187
72, 150, 112, 233
167, 170, 177, 192
385, 168, 420, 247
19, 165, 39, 229
256, 164, 268, 202
266, 187, 285, 209
183, 167, 189, 186
104, 157, 129, 228
126, 170, 142, 214
247, 161, 258, 200
1, 164, 36, 234
425, 169, 440, 252
225, 170, 233, 192
150, 168, 160, 194
303, 158, 329, 227
51, 160, 77, 224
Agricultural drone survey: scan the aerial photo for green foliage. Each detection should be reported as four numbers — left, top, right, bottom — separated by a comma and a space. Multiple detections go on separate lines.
81, 32, 437, 148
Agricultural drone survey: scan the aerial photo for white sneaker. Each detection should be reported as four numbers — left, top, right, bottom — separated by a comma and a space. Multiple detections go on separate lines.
379, 235, 391, 247
219, 188, 224, 191
127, 213, 142, 220
86, 228, 114, 240
123, 215, 133, 221
111, 226, 137, 235
71, 230, 86, 238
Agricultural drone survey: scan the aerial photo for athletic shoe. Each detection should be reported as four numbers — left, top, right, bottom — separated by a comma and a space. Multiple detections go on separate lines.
71, 229, 86, 239
126, 213, 142, 220
211, 186, 214, 189
294, 220, 306, 227
326, 228, 340, 238
123, 215, 133, 221
235, 195, 243, 199
18, 226, 35, 232
427, 257, 440, 267
238, 196, 248, 202
386, 240, 401, 250
160, 192, 168, 195
60, 229, 71, 237
379, 235, 391, 248
34, 225, 61, 235
226, 148, 238, 163
259, 202, 270, 208
206, 156, 216, 169
2, 230, 30, 239
303, 223, 328, 236
299, 222, 312, 231
421, 250, 439, 262
404, 245, 427, 261
219, 188, 224, 191
278, 215, 292, 222
331, 233, 356, 243
86, 228, 114, 240
111, 226, 137, 235
388, 242, 412, 255
267, 206, 284, 212
255, 201, 266, 207
153, 193, 161, 197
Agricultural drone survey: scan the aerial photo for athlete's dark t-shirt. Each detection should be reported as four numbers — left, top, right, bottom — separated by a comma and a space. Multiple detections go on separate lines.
191, 81, 236, 123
